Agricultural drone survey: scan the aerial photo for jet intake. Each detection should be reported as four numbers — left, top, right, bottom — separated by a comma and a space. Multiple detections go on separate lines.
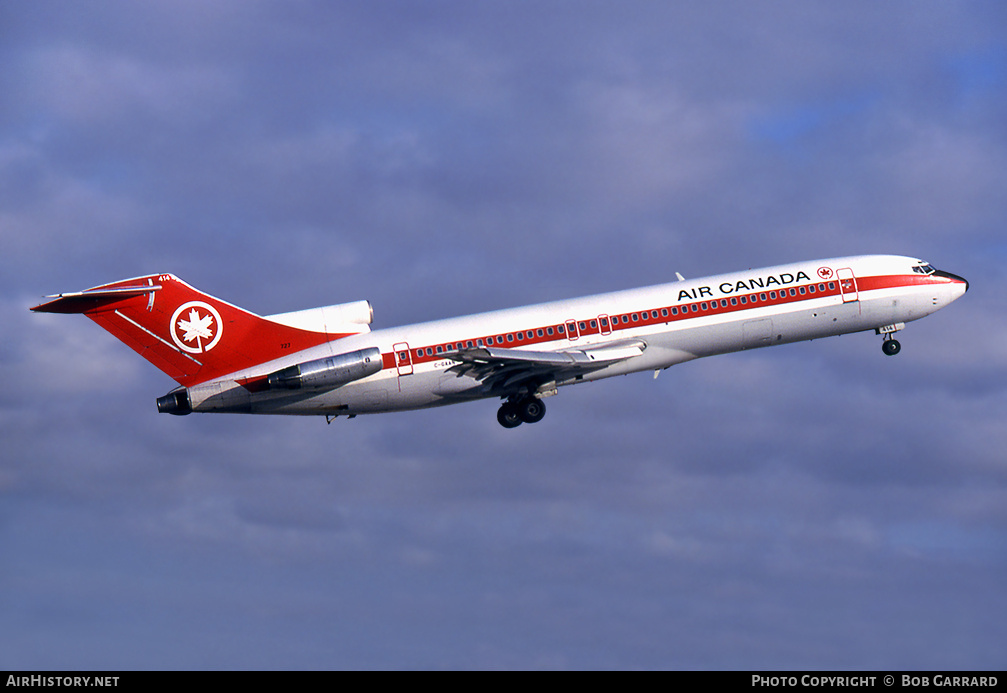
267, 347, 382, 391
157, 388, 192, 415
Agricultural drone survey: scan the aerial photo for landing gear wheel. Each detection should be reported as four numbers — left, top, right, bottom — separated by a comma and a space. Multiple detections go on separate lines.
882, 338, 901, 356
497, 402, 523, 428
518, 397, 546, 424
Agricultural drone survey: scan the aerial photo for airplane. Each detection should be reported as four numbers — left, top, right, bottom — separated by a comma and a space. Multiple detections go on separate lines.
31, 254, 967, 428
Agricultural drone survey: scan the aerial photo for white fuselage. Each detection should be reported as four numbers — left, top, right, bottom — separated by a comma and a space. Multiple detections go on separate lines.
184, 254, 968, 416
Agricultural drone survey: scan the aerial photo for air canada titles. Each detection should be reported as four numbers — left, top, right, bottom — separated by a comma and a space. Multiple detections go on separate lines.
677, 270, 814, 302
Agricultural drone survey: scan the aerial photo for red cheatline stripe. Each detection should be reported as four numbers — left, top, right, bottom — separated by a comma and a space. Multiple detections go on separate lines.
381, 273, 954, 371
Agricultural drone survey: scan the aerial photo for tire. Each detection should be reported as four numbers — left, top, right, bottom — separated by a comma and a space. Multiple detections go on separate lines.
882, 339, 901, 356
518, 397, 546, 424
497, 403, 523, 428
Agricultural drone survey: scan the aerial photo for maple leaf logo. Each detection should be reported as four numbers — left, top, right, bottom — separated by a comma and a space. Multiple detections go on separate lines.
170, 301, 223, 354
178, 308, 214, 345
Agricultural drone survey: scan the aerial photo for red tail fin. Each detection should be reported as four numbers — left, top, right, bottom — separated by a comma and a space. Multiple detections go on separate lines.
31, 274, 342, 386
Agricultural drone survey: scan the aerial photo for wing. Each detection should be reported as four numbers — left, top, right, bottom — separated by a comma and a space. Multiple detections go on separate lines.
447, 338, 647, 396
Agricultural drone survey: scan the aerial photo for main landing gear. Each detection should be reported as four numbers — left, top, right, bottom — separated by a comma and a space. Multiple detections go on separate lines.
497, 396, 547, 428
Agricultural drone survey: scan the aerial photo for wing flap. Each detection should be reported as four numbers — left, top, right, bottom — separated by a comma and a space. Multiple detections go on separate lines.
448, 339, 647, 395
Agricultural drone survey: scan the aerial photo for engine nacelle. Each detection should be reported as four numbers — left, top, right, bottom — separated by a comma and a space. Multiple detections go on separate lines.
266, 300, 374, 335
267, 347, 382, 391
156, 388, 192, 415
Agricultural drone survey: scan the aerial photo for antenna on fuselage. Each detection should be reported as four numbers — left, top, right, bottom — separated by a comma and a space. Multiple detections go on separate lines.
675, 272, 685, 281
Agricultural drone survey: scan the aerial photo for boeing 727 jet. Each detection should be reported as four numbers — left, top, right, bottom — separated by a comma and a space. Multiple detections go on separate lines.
32, 255, 967, 427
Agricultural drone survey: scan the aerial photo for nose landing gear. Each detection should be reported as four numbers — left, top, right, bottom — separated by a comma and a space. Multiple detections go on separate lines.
882, 337, 902, 356
875, 323, 905, 356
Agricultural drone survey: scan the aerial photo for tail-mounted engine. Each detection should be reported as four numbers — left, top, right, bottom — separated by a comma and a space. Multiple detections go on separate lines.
266, 347, 382, 391
156, 388, 192, 415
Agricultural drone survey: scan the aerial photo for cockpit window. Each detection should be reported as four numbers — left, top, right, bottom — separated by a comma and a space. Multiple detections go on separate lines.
912, 263, 935, 275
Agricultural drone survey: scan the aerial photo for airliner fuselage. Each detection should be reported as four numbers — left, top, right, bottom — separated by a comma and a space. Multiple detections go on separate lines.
32, 254, 968, 428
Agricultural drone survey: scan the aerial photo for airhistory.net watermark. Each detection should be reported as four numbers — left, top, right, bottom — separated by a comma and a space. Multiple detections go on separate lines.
6, 677, 119, 688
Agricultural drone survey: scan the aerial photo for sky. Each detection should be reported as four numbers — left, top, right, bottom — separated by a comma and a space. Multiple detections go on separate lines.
1, 0, 1005, 670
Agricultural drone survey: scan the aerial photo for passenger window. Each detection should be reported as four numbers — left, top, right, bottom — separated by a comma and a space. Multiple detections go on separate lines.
809, 285, 816, 293
547, 327, 554, 335
537, 329, 544, 337
579, 322, 586, 330
828, 282, 835, 290
740, 296, 747, 304
661, 308, 668, 317
690, 304, 698, 312
436, 346, 443, 354
789, 288, 796, 296
507, 334, 514, 342
799, 287, 806, 294
558, 325, 565, 333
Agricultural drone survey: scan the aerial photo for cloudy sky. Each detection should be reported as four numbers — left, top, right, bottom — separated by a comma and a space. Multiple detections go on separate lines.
2, 1, 1005, 670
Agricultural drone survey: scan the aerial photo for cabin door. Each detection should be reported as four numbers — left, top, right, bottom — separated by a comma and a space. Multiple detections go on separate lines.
598, 314, 612, 336
393, 342, 413, 376
838, 268, 859, 303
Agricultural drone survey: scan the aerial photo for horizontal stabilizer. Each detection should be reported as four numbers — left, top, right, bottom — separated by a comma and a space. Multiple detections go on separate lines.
32, 285, 161, 314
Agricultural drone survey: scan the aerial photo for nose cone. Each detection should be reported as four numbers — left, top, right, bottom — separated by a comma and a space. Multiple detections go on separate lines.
933, 269, 968, 299
934, 269, 966, 294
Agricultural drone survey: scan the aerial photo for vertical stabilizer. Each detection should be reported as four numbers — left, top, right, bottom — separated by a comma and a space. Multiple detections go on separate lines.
31, 274, 351, 386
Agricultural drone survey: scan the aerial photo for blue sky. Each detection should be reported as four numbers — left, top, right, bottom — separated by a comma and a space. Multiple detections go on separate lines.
2, 1, 1005, 669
